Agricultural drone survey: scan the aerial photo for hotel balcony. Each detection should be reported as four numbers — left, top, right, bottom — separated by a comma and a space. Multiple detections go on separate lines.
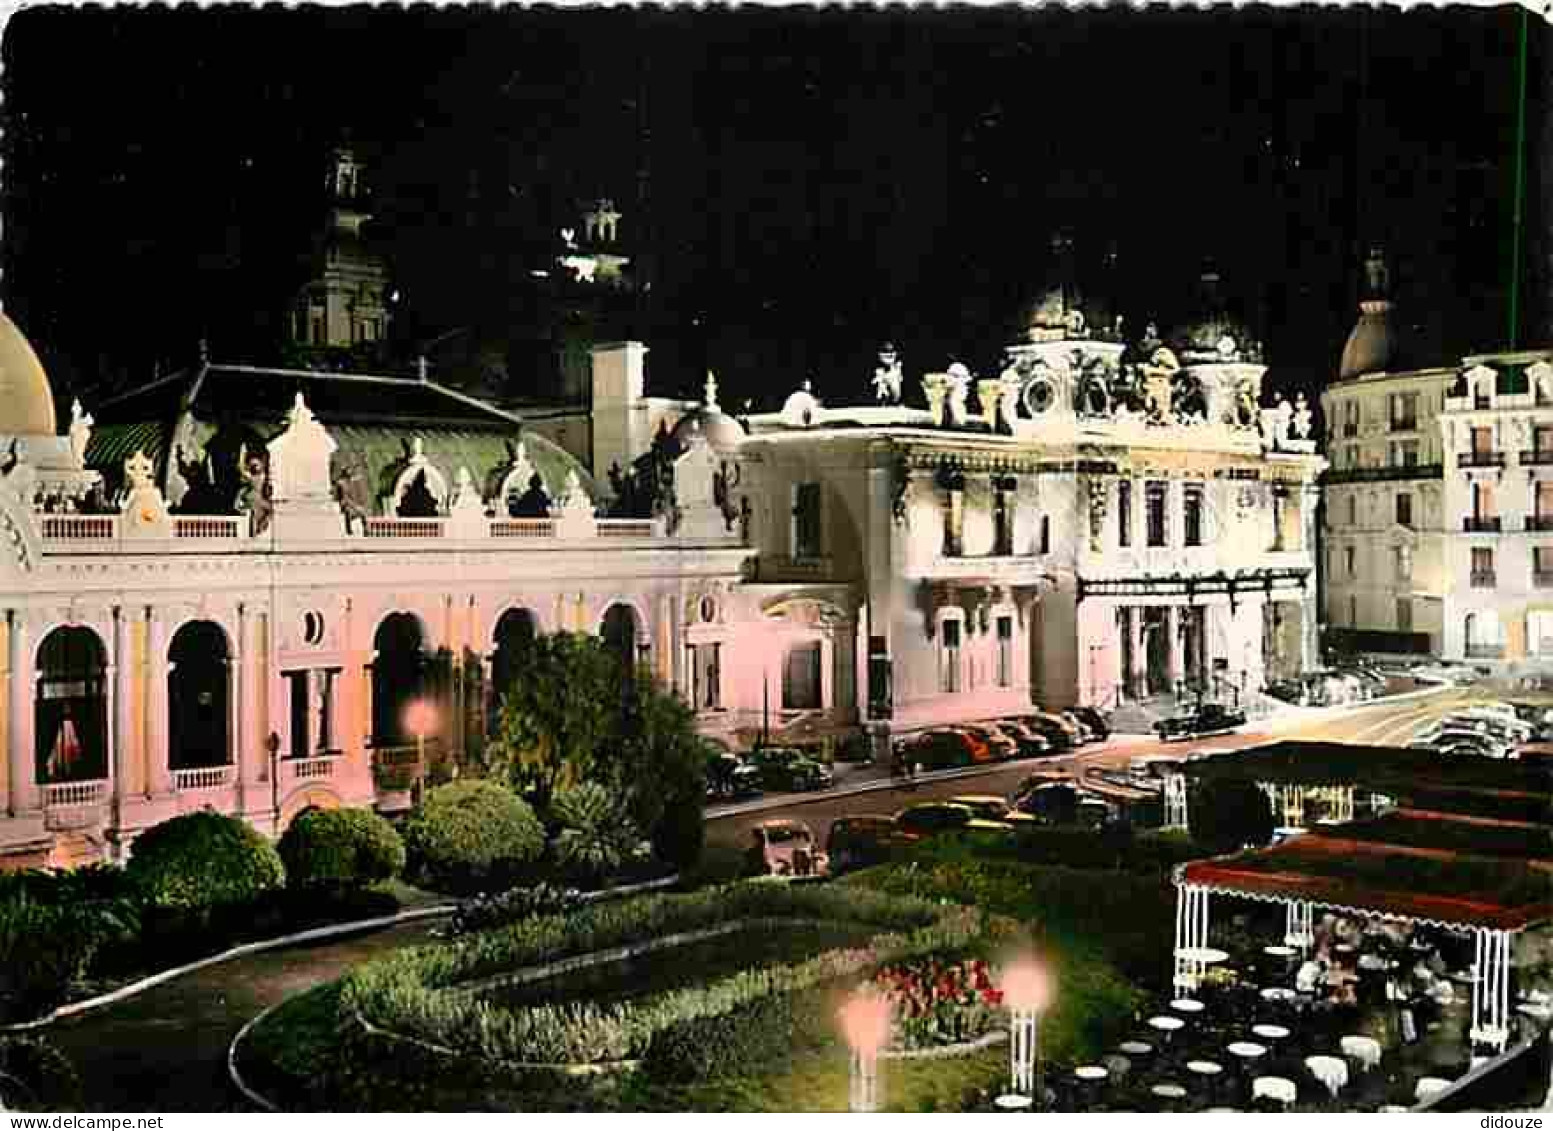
1457, 451, 1505, 469
1521, 450, 1553, 466
1470, 570, 1497, 589
1465, 643, 1505, 659
1535, 572, 1553, 589
1525, 516, 1553, 532
1462, 516, 1502, 533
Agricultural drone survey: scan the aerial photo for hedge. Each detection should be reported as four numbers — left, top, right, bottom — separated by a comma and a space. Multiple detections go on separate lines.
279, 807, 406, 892
339, 882, 976, 1077
403, 780, 546, 893
0, 896, 136, 1023
126, 811, 285, 911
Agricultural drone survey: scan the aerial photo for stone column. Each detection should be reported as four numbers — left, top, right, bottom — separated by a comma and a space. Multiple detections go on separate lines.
112, 608, 133, 826
237, 607, 264, 803
1128, 607, 1147, 700
8, 612, 36, 814
144, 608, 172, 797
1165, 606, 1184, 694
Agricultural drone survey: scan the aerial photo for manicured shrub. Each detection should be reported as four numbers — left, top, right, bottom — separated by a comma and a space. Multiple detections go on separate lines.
0, 898, 118, 1022
643, 984, 801, 1082
649, 788, 705, 871
278, 807, 406, 893
446, 882, 585, 938
402, 779, 545, 894
550, 783, 638, 883
1187, 775, 1275, 854
126, 811, 285, 912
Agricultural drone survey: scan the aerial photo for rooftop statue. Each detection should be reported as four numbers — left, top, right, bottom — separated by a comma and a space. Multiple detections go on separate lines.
1293, 393, 1313, 441
871, 344, 903, 404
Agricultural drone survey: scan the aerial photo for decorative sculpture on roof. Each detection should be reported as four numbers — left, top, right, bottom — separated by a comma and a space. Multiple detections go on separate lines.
1529, 360, 1553, 405
1169, 371, 1207, 423
1273, 397, 1294, 449
121, 448, 171, 533
497, 440, 539, 511
332, 449, 372, 535
891, 452, 911, 527
872, 344, 904, 404
174, 445, 225, 514
390, 437, 448, 515
1293, 393, 1313, 441
268, 392, 338, 505
780, 379, 823, 428
448, 466, 486, 536
510, 474, 552, 518
1073, 349, 1112, 417
713, 459, 742, 532
703, 370, 720, 411
1234, 381, 1260, 430
236, 444, 272, 535
945, 363, 971, 427
68, 400, 93, 467
551, 469, 598, 539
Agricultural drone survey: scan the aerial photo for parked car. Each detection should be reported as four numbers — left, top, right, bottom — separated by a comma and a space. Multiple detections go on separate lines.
1445, 710, 1534, 744
899, 729, 987, 770
1409, 725, 1513, 760
834, 730, 875, 764
1018, 713, 1078, 752
994, 720, 1054, 759
1067, 706, 1112, 742
963, 725, 1020, 762
894, 801, 1011, 841
750, 746, 835, 792
705, 749, 763, 801
1154, 702, 1247, 742
826, 815, 907, 874
1012, 781, 1080, 825
744, 819, 828, 878
949, 793, 1042, 829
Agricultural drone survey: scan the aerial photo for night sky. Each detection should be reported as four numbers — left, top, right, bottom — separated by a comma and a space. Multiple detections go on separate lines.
2, 4, 1547, 416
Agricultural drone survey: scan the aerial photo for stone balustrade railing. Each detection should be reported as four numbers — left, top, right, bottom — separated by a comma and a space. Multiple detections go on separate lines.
285, 755, 341, 784
44, 779, 108, 808
174, 765, 236, 791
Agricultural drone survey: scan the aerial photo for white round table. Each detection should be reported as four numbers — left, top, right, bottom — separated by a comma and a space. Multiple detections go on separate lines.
1148, 1015, 1185, 1038
1151, 1084, 1186, 1100
1517, 1002, 1553, 1022
1341, 1034, 1382, 1070
1306, 1055, 1349, 1097
1074, 1065, 1108, 1082
1118, 1040, 1154, 1056
1251, 1024, 1289, 1042
1177, 946, 1230, 965
1260, 987, 1297, 1003
994, 1094, 1033, 1110
1415, 1076, 1451, 1101
1227, 1041, 1267, 1062
1170, 997, 1206, 1016
1252, 1076, 1297, 1106
1358, 954, 1389, 972
1188, 1060, 1224, 1077
1263, 944, 1297, 959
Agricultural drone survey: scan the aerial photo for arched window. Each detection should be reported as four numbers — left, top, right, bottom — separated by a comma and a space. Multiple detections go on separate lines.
490, 608, 537, 713
35, 627, 108, 783
600, 604, 639, 675
372, 613, 427, 747
168, 621, 230, 770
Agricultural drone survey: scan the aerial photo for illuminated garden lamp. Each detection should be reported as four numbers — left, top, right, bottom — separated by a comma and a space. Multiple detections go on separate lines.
838, 985, 892, 1112
404, 699, 437, 794
999, 956, 1054, 1110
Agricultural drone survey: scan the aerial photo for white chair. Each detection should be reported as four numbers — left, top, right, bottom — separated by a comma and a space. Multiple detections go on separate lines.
1253, 1076, 1297, 1106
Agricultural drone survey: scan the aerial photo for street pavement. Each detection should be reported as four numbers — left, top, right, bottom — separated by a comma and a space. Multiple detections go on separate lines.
704, 683, 1496, 852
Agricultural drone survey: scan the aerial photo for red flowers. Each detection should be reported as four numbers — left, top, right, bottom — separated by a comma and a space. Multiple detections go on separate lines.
871, 958, 1001, 1049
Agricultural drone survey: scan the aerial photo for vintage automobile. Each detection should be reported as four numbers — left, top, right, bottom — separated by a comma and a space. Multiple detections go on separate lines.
894, 801, 1017, 841
749, 745, 835, 792
948, 793, 1042, 829
705, 749, 763, 801
1154, 701, 1247, 742
744, 819, 828, 878
993, 720, 1054, 758
1017, 712, 1079, 752
1067, 706, 1113, 742
826, 815, 908, 874
962, 725, 1021, 762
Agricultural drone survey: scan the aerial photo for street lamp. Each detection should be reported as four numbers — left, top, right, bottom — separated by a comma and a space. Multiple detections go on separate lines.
998, 956, 1053, 1110
404, 699, 437, 800
266, 731, 281, 830
838, 985, 891, 1112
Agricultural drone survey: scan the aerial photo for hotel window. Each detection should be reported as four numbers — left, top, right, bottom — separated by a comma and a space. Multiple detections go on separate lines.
1393, 545, 1412, 582
995, 616, 1014, 688
1344, 545, 1356, 577
1536, 427, 1553, 455
942, 484, 964, 557
1536, 546, 1553, 584
1472, 481, 1497, 521
311, 316, 325, 345
1396, 598, 1412, 633
793, 483, 822, 559
939, 618, 962, 694
1390, 440, 1420, 467
781, 643, 822, 710
1348, 595, 1358, 627
1537, 481, 1553, 522
1389, 392, 1418, 430
1347, 495, 1357, 528
1039, 515, 1051, 555
1343, 401, 1359, 437
1471, 547, 1495, 588
992, 480, 1014, 557
1117, 481, 1132, 547
1183, 485, 1204, 547
1145, 481, 1167, 547
1395, 493, 1412, 528
1471, 426, 1494, 457
690, 643, 721, 710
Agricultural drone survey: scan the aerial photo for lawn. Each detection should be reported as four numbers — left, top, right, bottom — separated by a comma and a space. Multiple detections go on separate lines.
240, 843, 1170, 1111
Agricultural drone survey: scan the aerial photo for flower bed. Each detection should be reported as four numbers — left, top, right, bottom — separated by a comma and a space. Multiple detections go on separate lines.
339, 882, 982, 1079
873, 957, 1004, 1051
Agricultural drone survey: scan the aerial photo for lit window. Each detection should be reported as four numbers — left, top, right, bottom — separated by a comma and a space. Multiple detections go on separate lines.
1145, 482, 1167, 547
996, 616, 1013, 688
940, 619, 962, 694
781, 643, 821, 709
1183, 485, 1204, 547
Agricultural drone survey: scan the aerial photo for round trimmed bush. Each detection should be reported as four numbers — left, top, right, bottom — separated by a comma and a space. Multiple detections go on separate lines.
402, 780, 545, 893
1187, 776, 1276, 854
126, 811, 285, 911
278, 807, 406, 893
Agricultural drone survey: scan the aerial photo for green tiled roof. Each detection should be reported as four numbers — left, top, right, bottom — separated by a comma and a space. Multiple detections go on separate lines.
84, 362, 599, 511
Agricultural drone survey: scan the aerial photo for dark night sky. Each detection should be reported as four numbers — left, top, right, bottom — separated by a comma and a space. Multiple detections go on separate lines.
1, 4, 1547, 414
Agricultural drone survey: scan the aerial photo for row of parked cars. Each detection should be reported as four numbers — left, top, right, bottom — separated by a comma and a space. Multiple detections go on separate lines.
893, 708, 1112, 770
1407, 700, 1553, 760
1265, 663, 1389, 707
743, 767, 1157, 879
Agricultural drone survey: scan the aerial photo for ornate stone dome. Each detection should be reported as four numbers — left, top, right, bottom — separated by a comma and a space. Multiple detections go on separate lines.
670, 371, 746, 451
1167, 267, 1262, 364
1338, 249, 1397, 380
0, 311, 57, 435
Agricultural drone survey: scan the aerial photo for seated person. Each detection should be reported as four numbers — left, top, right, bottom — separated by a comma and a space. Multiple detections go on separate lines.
1296, 958, 1327, 994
